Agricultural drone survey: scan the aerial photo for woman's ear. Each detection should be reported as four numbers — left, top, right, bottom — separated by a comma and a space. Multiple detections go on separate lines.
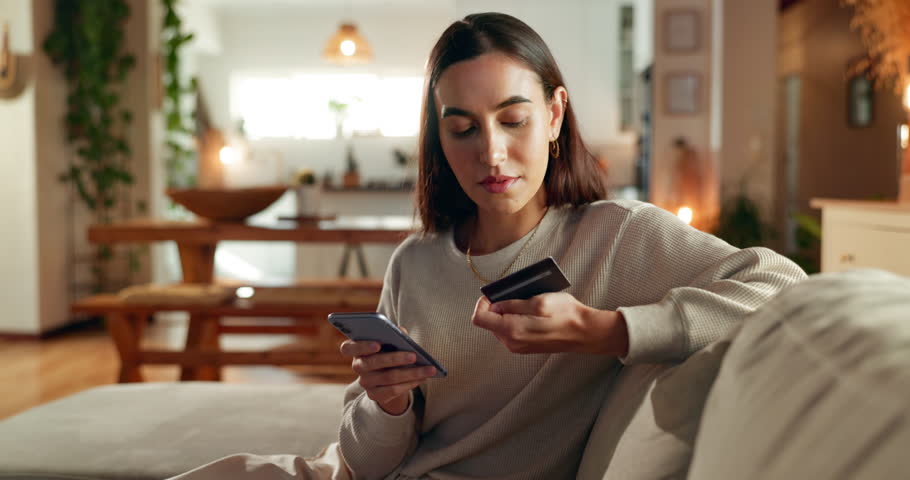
548, 86, 568, 140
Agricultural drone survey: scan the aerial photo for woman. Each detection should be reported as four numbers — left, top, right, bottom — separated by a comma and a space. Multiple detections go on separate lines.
172, 12, 805, 480
335, 12, 804, 479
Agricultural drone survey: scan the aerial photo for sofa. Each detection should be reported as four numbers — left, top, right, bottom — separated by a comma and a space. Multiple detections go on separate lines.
1, 269, 908, 480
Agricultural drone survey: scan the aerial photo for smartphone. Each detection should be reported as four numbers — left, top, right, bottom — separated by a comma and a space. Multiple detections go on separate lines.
327, 312, 447, 378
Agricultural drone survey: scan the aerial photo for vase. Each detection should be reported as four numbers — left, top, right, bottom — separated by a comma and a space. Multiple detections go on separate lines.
295, 185, 322, 217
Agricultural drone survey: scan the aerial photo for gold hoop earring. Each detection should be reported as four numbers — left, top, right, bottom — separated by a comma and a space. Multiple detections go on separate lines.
549, 140, 560, 159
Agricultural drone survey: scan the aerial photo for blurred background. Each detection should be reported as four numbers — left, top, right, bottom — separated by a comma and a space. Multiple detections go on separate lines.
1, 0, 908, 337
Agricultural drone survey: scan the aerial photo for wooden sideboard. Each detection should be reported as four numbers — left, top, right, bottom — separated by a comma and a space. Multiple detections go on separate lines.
811, 199, 910, 277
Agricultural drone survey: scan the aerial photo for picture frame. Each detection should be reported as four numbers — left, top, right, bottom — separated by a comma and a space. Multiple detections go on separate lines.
665, 72, 701, 115
846, 72, 874, 128
664, 9, 700, 53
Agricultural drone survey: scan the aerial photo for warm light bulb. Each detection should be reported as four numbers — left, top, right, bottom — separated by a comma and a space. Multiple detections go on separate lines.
236, 286, 255, 299
219, 146, 239, 165
900, 124, 909, 150
677, 206, 693, 225
340, 40, 356, 56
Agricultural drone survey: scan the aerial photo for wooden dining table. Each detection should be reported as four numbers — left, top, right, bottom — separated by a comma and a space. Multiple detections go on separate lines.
88, 215, 416, 282
85, 215, 416, 381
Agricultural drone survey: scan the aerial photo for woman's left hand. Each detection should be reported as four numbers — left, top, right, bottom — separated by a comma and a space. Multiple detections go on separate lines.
471, 293, 629, 356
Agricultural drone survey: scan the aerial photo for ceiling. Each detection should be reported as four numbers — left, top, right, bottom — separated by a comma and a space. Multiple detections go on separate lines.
188, 0, 456, 16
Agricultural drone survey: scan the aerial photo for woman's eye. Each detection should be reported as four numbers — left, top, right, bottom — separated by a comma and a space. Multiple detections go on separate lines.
503, 119, 528, 128
452, 126, 475, 138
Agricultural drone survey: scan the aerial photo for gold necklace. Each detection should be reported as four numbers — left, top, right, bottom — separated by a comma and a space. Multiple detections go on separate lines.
466, 207, 549, 283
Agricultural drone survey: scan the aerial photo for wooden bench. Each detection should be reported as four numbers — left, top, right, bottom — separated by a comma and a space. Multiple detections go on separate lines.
71, 279, 382, 383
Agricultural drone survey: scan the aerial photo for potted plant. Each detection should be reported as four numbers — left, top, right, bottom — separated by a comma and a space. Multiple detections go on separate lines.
329, 97, 362, 188
294, 168, 321, 217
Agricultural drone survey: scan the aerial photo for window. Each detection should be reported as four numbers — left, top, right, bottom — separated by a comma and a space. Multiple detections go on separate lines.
619, 5, 636, 130
232, 74, 424, 139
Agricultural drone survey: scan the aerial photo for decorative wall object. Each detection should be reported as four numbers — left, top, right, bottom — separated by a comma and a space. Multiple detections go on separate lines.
664, 9, 700, 53
847, 71, 874, 128
665, 71, 701, 115
0, 21, 17, 93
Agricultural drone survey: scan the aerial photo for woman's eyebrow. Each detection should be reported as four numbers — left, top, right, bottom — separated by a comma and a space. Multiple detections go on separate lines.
441, 95, 532, 118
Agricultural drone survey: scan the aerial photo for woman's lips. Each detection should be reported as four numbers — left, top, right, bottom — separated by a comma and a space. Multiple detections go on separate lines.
480, 176, 518, 194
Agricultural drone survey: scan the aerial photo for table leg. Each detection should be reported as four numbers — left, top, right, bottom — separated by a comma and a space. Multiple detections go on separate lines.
339, 243, 370, 278
201, 315, 222, 381
176, 242, 221, 380
180, 314, 222, 381
177, 243, 216, 283
107, 313, 144, 383
338, 244, 352, 277
354, 243, 369, 278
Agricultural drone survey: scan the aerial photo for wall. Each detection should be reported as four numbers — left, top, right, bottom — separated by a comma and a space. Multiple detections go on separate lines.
0, 0, 39, 334
778, 0, 902, 218
0, 0, 157, 334
191, 0, 652, 187
649, 0, 778, 234
31, 0, 70, 332
650, 0, 714, 225
193, 6, 453, 184
42, 0, 155, 332
717, 0, 778, 223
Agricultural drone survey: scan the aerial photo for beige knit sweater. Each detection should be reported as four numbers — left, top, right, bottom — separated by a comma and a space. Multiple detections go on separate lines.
338, 200, 806, 480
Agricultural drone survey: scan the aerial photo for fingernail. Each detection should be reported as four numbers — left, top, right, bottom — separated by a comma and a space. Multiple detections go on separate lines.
408, 353, 417, 363
423, 367, 436, 376
371, 343, 381, 352
490, 304, 501, 313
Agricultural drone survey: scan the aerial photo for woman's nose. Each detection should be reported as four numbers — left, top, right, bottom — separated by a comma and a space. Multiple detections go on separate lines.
479, 128, 507, 166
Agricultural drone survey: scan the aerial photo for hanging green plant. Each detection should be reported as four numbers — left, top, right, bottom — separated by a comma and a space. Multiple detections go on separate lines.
162, 0, 198, 189
43, 0, 136, 222
43, 0, 142, 292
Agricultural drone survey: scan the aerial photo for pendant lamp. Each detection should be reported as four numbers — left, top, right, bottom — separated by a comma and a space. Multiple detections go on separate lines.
323, 22, 373, 65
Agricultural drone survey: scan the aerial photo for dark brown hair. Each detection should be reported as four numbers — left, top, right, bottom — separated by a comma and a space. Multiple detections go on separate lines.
416, 12, 606, 234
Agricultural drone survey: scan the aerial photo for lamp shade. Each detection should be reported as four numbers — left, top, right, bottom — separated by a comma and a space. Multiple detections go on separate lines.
323, 23, 373, 65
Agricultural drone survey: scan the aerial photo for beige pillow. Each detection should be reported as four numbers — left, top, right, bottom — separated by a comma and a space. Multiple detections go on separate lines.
576, 327, 738, 480
688, 270, 910, 479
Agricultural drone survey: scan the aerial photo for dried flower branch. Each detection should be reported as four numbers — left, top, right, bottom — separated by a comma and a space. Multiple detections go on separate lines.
843, 0, 910, 93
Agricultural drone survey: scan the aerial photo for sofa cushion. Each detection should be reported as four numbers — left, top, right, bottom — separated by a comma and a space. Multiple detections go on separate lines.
688, 269, 910, 479
576, 327, 738, 480
0, 382, 347, 480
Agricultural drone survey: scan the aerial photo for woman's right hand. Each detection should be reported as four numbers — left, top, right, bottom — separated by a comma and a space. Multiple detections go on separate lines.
340, 338, 437, 416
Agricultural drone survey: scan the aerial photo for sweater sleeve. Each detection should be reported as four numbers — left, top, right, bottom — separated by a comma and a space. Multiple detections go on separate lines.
610, 203, 807, 364
337, 241, 421, 479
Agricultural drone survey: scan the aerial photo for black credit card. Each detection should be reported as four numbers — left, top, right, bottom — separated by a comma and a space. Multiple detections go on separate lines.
480, 256, 571, 303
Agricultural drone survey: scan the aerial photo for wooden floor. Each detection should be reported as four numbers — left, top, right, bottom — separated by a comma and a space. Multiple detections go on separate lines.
0, 315, 357, 420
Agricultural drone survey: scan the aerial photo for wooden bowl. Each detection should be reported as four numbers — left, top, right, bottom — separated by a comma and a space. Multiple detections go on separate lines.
166, 186, 288, 222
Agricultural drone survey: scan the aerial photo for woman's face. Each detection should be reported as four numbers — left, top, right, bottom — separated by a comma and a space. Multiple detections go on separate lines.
434, 53, 565, 217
